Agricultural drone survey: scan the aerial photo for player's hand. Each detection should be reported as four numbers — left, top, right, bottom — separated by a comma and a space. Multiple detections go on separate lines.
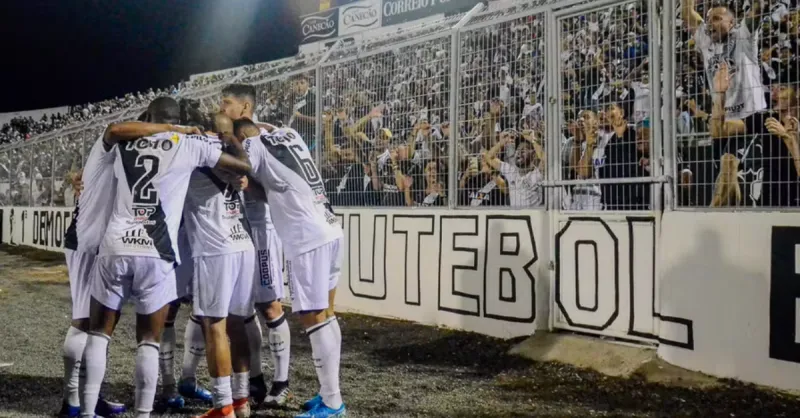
294, 111, 304, 118
173, 125, 202, 136
235, 176, 249, 191
390, 148, 398, 162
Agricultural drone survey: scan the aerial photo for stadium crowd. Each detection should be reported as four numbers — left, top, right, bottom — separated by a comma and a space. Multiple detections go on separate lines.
3, 0, 800, 209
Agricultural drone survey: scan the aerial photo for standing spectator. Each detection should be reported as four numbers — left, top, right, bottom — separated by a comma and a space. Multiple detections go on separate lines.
483, 129, 544, 208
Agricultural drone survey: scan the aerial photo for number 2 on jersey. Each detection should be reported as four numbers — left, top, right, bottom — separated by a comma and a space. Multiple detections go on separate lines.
133, 155, 160, 205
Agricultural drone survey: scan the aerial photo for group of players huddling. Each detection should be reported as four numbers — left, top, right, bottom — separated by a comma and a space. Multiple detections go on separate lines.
58, 84, 346, 418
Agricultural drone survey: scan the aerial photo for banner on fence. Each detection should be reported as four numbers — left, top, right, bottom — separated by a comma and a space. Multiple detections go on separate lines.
0, 206, 73, 252
299, 8, 340, 44
339, 0, 382, 35
381, 0, 482, 26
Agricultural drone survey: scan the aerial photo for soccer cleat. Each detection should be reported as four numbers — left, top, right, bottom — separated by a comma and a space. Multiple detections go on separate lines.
179, 378, 213, 404
233, 398, 251, 418
164, 393, 186, 409
249, 374, 268, 405
57, 401, 80, 418
95, 396, 127, 417
302, 394, 322, 411
294, 402, 347, 418
193, 405, 235, 418
264, 382, 291, 407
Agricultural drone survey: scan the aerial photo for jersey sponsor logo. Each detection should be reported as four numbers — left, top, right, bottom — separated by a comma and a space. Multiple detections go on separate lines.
124, 137, 175, 152
258, 248, 273, 288
228, 223, 250, 242
119, 229, 154, 248
130, 206, 157, 225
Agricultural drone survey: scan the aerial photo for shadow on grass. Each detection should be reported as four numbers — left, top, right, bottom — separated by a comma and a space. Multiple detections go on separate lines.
1, 244, 65, 265
0, 373, 135, 416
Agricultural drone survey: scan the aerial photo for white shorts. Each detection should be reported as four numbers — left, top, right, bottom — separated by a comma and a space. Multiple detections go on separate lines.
251, 227, 285, 304
286, 238, 342, 312
92, 255, 178, 315
175, 227, 193, 300
192, 250, 256, 318
65, 249, 95, 320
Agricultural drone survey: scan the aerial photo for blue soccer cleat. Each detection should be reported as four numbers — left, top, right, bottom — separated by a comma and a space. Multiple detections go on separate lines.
179, 378, 213, 404
96, 396, 127, 417
57, 401, 80, 418
294, 402, 346, 418
165, 393, 186, 409
302, 394, 322, 411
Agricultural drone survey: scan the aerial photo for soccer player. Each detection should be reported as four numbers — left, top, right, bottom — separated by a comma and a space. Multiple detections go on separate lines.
234, 118, 345, 418
182, 112, 257, 418
220, 84, 292, 407
60, 117, 200, 418
80, 97, 252, 418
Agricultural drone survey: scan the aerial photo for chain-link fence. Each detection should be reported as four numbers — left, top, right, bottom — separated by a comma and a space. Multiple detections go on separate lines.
673, 0, 800, 209
4, 0, 800, 212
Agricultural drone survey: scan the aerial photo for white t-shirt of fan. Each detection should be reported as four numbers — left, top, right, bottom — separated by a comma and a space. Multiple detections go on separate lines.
694, 22, 766, 120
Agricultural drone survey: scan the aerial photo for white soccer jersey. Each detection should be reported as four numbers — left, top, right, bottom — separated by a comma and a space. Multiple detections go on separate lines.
694, 22, 766, 120
183, 134, 254, 257
64, 133, 117, 254
99, 132, 223, 263
243, 127, 275, 230
243, 127, 342, 259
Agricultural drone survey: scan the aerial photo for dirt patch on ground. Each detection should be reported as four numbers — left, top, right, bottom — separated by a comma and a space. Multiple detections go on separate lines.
1, 249, 799, 418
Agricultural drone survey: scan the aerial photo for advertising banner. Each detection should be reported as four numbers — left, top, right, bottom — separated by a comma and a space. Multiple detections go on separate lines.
299, 8, 340, 44
381, 0, 482, 26
339, 0, 382, 35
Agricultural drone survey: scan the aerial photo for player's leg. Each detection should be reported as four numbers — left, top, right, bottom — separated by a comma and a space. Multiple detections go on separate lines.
226, 249, 256, 417
192, 254, 237, 418
250, 229, 291, 406
80, 256, 128, 417
131, 257, 180, 418
290, 240, 345, 418
62, 250, 126, 418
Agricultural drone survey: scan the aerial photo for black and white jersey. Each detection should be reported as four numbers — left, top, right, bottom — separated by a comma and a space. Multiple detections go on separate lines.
244, 128, 275, 230
182, 134, 254, 257
244, 127, 342, 259
694, 22, 767, 120
64, 134, 117, 254
99, 132, 223, 262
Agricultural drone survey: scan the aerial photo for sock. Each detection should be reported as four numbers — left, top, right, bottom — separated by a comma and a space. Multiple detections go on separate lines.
244, 314, 263, 378
159, 322, 176, 395
267, 313, 291, 383
330, 316, 341, 346
135, 342, 160, 417
80, 332, 110, 417
63, 326, 88, 407
231, 372, 250, 401
211, 376, 233, 409
308, 321, 342, 410
181, 315, 205, 381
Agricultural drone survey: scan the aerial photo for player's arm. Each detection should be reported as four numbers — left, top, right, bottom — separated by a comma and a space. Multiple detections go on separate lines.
103, 121, 200, 149
244, 176, 268, 202
681, 0, 703, 33
215, 133, 252, 176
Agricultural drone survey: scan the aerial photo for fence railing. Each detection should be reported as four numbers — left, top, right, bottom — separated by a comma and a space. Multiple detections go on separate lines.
1, 0, 797, 211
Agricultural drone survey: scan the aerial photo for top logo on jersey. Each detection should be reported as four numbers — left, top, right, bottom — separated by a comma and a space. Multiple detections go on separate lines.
130, 206, 157, 225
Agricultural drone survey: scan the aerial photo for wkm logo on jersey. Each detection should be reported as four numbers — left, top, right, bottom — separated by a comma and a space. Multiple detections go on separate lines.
120, 228, 154, 248
131, 206, 157, 225
228, 224, 249, 242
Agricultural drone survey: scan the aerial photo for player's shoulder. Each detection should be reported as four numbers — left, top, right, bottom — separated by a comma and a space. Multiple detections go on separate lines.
243, 134, 263, 153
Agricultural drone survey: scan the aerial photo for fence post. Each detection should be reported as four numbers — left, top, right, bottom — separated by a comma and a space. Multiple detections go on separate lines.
447, 3, 485, 209
315, 39, 343, 169
648, 0, 664, 213
661, 1, 676, 211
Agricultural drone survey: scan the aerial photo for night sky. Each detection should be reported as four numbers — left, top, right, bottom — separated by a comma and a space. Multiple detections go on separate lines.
0, 0, 332, 112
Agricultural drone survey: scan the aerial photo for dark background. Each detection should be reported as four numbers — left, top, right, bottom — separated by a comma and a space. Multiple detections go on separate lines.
0, 0, 360, 112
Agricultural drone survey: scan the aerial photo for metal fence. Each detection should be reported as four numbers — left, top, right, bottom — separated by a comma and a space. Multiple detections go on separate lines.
2, 0, 798, 211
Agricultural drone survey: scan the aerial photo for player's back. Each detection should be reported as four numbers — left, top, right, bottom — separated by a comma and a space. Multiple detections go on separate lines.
245, 127, 341, 258
183, 134, 253, 256
65, 133, 117, 254
100, 132, 223, 263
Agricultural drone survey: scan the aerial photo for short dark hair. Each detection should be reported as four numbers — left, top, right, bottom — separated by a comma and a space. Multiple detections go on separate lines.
147, 97, 180, 124
180, 99, 209, 130
222, 84, 256, 105
233, 117, 259, 137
